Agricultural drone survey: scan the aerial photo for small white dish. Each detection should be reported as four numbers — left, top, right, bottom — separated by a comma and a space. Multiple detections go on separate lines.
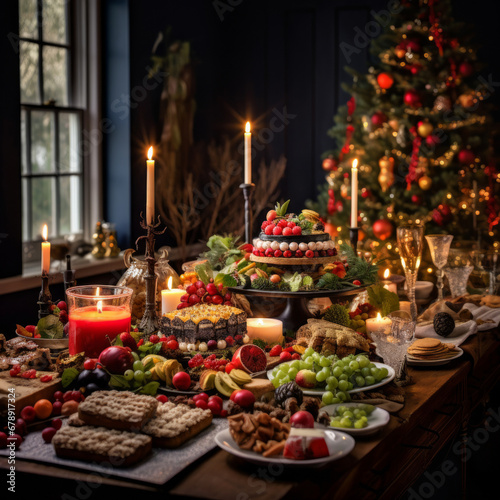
321, 402, 391, 436
415, 281, 434, 299
406, 346, 464, 366
214, 427, 355, 467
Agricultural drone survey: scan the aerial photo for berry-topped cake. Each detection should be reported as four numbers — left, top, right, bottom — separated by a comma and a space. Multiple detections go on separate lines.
252, 200, 337, 263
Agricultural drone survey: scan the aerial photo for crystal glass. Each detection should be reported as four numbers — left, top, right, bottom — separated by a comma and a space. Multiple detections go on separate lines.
443, 266, 473, 297
425, 234, 454, 301
397, 224, 424, 322
371, 310, 415, 379
470, 249, 499, 295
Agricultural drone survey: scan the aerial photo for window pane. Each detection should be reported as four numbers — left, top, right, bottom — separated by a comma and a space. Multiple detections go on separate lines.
59, 112, 81, 172
31, 176, 55, 240
21, 109, 28, 174
43, 46, 68, 105
31, 111, 55, 173
42, 0, 67, 44
20, 41, 40, 104
22, 178, 30, 242
19, 0, 38, 39
59, 175, 82, 235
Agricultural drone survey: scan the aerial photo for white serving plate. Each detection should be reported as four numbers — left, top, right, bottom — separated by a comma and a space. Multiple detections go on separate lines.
406, 346, 464, 366
321, 402, 391, 436
267, 361, 395, 396
215, 427, 355, 467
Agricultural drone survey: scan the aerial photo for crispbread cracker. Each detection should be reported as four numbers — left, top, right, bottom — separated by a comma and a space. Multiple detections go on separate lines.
410, 338, 441, 349
407, 337, 459, 360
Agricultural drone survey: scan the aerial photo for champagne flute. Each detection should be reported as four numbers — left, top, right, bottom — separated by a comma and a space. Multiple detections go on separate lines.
425, 234, 454, 301
397, 224, 424, 322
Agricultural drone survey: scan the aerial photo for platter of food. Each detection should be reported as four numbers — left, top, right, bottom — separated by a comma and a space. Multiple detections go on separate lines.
406, 338, 464, 366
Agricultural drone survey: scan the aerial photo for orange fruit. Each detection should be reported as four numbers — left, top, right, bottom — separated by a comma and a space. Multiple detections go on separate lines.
61, 400, 79, 416
34, 399, 53, 419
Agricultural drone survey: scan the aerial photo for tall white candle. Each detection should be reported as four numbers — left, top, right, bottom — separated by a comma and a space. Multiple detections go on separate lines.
146, 146, 155, 225
351, 159, 358, 228
41, 224, 50, 275
244, 122, 252, 184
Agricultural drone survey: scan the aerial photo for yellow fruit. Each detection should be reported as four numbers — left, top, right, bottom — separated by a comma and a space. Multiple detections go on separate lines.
142, 354, 168, 366
293, 345, 306, 354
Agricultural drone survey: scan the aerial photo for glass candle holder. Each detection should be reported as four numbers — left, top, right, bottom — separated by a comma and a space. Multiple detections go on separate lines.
67, 285, 133, 358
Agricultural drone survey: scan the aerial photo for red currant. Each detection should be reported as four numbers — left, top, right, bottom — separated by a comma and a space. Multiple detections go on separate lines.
265, 248, 274, 257
353, 280, 361, 286
206, 283, 218, 295
273, 249, 282, 257
195, 280, 205, 289
180, 294, 189, 302
186, 284, 197, 295
149, 334, 160, 344
83, 358, 97, 370
212, 294, 224, 305
156, 395, 168, 403
166, 340, 179, 350
305, 250, 314, 258
295, 250, 303, 258
283, 250, 292, 258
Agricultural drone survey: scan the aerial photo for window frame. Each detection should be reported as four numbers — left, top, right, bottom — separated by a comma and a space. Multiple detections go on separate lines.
18, 0, 102, 265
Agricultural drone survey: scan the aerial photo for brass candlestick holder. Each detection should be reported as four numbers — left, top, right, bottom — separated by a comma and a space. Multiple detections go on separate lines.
135, 213, 166, 335
240, 183, 255, 244
38, 272, 52, 319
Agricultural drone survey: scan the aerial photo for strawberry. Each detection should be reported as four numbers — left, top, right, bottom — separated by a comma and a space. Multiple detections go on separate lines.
120, 332, 138, 351
269, 345, 282, 357
279, 351, 293, 362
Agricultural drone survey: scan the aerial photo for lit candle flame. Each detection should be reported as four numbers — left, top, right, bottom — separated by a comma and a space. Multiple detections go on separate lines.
245, 122, 251, 134
257, 318, 264, 326
167, 276, 173, 290
97, 300, 103, 313
384, 268, 390, 279
376, 312, 382, 321
42, 224, 48, 241
147, 146, 153, 160
352, 159, 358, 170
96, 287, 100, 297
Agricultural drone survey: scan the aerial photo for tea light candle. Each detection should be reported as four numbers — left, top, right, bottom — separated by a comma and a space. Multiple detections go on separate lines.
365, 313, 392, 335
381, 268, 398, 294
246, 318, 283, 345
161, 277, 185, 315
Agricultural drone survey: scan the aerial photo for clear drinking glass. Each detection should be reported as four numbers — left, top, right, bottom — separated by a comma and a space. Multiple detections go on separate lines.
443, 266, 473, 297
371, 310, 415, 379
397, 224, 424, 322
425, 234, 454, 301
477, 249, 499, 295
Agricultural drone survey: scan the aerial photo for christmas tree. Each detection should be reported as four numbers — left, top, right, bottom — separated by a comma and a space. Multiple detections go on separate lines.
307, 0, 499, 273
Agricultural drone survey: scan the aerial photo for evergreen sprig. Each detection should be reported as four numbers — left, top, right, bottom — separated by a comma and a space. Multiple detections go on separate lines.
339, 243, 379, 285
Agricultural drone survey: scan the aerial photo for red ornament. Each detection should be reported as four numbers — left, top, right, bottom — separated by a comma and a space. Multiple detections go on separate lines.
410, 65, 421, 75
361, 188, 371, 198
458, 149, 475, 165
322, 157, 337, 171
372, 219, 393, 241
371, 111, 387, 127
335, 200, 343, 212
327, 198, 335, 215
459, 61, 474, 77
404, 89, 421, 108
425, 134, 440, 147
411, 194, 422, 205
432, 204, 452, 226
377, 73, 394, 89
405, 40, 421, 53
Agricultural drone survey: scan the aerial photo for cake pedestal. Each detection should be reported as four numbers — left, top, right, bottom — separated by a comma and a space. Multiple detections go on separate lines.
228, 287, 363, 332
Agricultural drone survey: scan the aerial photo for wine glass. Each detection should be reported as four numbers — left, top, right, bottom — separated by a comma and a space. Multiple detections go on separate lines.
473, 249, 499, 295
397, 224, 424, 322
443, 250, 473, 298
425, 234, 454, 301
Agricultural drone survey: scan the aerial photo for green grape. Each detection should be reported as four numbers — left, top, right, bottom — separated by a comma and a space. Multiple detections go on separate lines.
337, 391, 347, 401
272, 378, 280, 388
378, 367, 389, 379
338, 380, 349, 392
354, 419, 366, 429
371, 367, 381, 379
333, 366, 343, 378
330, 418, 342, 428
304, 347, 314, 357
335, 360, 344, 368
316, 370, 327, 383
272, 367, 279, 377
280, 375, 291, 384
280, 363, 290, 373
343, 367, 353, 376
355, 375, 365, 387
322, 391, 334, 405
288, 368, 298, 379
357, 355, 370, 368
343, 410, 354, 419
361, 367, 371, 377
319, 356, 331, 367
340, 416, 353, 428
134, 370, 145, 382
331, 397, 341, 404
365, 375, 375, 386
312, 352, 320, 361
362, 404, 375, 414
133, 360, 144, 372
124, 369, 134, 381
144, 370, 152, 380
349, 360, 360, 371
368, 363, 376, 369
339, 373, 349, 381
326, 376, 338, 390
299, 361, 308, 370
131, 351, 140, 362
304, 356, 314, 365
347, 382, 354, 390
290, 360, 301, 370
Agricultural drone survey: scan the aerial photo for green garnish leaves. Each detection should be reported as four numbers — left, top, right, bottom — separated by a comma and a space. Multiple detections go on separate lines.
367, 284, 400, 317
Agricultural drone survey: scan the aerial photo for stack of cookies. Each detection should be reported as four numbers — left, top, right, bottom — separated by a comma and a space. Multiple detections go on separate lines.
52, 390, 213, 466
407, 338, 459, 361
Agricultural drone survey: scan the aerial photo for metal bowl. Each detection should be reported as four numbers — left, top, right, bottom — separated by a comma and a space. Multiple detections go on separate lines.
15, 330, 69, 356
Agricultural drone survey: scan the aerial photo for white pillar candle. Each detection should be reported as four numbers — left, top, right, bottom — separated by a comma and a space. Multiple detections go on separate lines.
244, 122, 252, 184
365, 313, 392, 336
161, 277, 185, 315
146, 146, 155, 225
41, 224, 50, 275
350, 159, 358, 228
246, 318, 283, 345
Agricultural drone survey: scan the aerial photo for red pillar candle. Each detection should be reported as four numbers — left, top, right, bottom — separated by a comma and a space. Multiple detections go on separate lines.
68, 305, 131, 358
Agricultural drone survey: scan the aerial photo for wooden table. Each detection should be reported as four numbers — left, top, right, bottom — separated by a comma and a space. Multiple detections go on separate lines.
2, 329, 499, 500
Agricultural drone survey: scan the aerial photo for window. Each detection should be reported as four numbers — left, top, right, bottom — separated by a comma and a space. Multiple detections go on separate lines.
19, 0, 84, 248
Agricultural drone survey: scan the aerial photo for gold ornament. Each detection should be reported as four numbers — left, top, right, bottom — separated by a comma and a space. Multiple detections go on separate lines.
388, 119, 399, 131
395, 48, 406, 59
417, 121, 433, 138
418, 175, 432, 190
340, 182, 349, 199
91, 221, 106, 259
378, 156, 395, 192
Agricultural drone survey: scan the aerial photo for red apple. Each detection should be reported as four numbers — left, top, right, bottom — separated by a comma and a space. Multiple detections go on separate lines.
230, 389, 255, 409
172, 371, 191, 391
289, 410, 315, 428
15, 418, 27, 436
98, 346, 134, 374
20, 405, 36, 423
295, 369, 317, 389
